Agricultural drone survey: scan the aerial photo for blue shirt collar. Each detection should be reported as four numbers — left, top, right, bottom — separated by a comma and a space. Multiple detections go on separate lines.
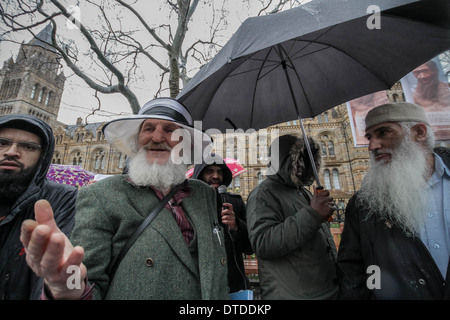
429, 153, 449, 186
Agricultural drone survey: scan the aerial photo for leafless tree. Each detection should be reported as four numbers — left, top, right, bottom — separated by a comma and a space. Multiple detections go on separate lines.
0, 0, 306, 116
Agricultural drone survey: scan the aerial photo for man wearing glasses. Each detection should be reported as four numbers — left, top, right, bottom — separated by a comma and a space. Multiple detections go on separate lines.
0, 114, 77, 300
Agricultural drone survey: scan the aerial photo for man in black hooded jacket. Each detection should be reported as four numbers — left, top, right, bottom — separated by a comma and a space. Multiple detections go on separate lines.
192, 153, 253, 293
0, 114, 77, 300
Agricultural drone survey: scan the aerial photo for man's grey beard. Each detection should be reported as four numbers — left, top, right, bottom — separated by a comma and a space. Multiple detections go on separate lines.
357, 134, 430, 236
128, 148, 187, 191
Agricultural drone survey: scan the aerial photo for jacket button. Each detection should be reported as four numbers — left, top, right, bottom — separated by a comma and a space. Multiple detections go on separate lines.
220, 257, 226, 266
418, 279, 426, 285
145, 258, 154, 267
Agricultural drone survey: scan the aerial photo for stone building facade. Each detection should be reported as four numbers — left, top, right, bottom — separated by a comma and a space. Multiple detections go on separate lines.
0, 24, 65, 127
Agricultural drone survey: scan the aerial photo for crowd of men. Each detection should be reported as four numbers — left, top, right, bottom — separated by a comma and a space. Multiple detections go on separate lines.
0, 99, 449, 300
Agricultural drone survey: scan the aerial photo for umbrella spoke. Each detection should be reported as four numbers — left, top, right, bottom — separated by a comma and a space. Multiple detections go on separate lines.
251, 47, 277, 127
229, 59, 281, 79
177, 0, 450, 168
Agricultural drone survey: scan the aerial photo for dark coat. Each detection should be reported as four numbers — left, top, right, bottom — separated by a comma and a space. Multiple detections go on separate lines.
192, 155, 253, 293
0, 114, 77, 300
246, 134, 338, 299
337, 147, 450, 300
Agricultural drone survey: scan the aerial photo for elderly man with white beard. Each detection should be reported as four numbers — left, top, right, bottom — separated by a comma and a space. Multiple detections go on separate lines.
337, 102, 450, 300
19, 98, 230, 300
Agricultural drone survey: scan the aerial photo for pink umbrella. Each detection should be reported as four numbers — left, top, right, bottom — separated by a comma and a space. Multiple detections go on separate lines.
47, 164, 94, 188
185, 158, 246, 179
223, 158, 246, 178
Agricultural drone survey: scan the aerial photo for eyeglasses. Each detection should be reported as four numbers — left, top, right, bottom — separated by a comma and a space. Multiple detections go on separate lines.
0, 137, 42, 153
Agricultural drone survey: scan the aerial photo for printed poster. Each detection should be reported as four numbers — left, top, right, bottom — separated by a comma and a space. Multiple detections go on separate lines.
401, 57, 450, 141
347, 55, 450, 146
346, 91, 389, 147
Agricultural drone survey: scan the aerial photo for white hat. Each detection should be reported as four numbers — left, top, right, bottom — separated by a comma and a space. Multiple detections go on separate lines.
102, 97, 212, 164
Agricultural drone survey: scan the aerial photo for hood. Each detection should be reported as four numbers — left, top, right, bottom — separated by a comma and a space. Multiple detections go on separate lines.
266, 134, 321, 188
191, 152, 233, 187
0, 114, 55, 188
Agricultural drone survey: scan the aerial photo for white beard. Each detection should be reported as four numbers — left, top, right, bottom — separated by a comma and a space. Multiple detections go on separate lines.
128, 148, 187, 191
357, 135, 430, 236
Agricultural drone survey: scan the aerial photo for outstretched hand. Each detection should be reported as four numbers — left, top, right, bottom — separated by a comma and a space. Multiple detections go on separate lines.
20, 199, 87, 299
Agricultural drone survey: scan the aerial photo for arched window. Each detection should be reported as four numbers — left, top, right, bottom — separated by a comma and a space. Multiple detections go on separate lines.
53, 152, 61, 164
1, 80, 8, 99
13, 79, 21, 97
6, 80, 13, 98
38, 87, 46, 103
324, 169, 332, 190
30, 84, 38, 99
321, 141, 327, 156
101, 156, 106, 169
45, 91, 52, 106
118, 153, 126, 169
331, 108, 338, 118
328, 141, 335, 156
92, 149, 106, 171
332, 169, 341, 189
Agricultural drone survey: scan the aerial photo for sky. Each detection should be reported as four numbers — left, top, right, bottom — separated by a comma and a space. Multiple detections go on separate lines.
0, 1, 311, 125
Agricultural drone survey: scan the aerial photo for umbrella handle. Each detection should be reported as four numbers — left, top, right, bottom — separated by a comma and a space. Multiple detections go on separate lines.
277, 44, 322, 188
298, 117, 322, 188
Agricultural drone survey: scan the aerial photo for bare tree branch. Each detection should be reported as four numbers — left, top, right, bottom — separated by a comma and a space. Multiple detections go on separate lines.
1, 0, 301, 118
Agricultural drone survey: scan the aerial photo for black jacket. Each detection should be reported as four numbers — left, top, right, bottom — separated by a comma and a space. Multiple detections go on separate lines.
0, 115, 77, 300
192, 156, 253, 292
337, 147, 450, 300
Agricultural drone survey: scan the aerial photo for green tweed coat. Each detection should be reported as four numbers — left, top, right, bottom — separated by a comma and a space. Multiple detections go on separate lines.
70, 175, 229, 300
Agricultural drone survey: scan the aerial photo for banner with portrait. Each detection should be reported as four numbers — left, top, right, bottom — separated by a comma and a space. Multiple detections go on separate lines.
400, 56, 450, 141
346, 91, 389, 147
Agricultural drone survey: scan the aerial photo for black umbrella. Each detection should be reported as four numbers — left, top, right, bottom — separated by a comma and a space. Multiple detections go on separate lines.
177, 0, 450, 187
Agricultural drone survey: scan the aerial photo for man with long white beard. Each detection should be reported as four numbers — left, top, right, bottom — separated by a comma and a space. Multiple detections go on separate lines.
20, 98, 229, 300
337, 102, 450, 300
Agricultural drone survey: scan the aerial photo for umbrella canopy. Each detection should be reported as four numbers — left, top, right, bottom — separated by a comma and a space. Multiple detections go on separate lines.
47, 164, 94, 188
177, 0, 450, 132
177, 0, 450, 186
186, 158, 247, 179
